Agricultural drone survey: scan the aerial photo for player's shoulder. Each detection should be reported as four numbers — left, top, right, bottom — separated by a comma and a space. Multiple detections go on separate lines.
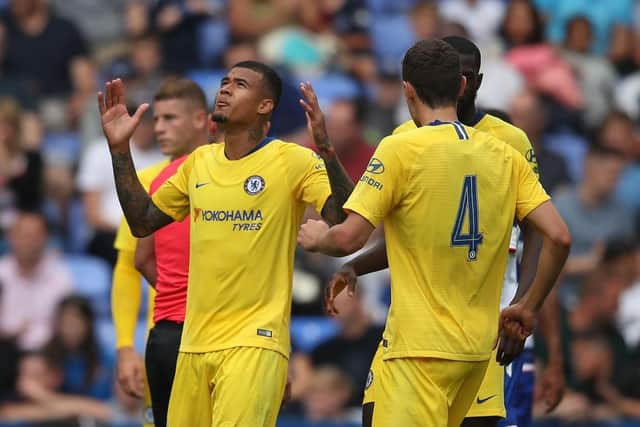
392, 120, 417, 135
274, 139, 323, 161
478, 114, 531, 148
138, 159, 170, 180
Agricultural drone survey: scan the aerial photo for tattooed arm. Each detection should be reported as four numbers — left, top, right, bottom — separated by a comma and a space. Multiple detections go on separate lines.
299, 82, 354, 225
98, 79, 174, 237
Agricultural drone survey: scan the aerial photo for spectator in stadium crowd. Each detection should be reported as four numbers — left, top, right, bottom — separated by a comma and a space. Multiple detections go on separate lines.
0, 351, 113, 422
534, 0, 633, 56
228, 0, 302, 42
509, 89, 572, 194
593, 111, 640, 213
0, 0, 90, 99
362, 72, 404, 144
322, 98, 376, 183
301, 365, 354, 423
77, 105, 163, 266
0, 211, 72, 351
310, 288, 383, 407
439, 0, 506, 45
150, 0, 226, 73
108, 32, 165, 109
0, 98, 43, 244
44, 295, 113, 400
561, 16, 617, 129
554, 143, 635, 309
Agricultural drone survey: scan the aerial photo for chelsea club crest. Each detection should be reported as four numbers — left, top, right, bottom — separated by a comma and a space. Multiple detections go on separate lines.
244, 175, 265, 195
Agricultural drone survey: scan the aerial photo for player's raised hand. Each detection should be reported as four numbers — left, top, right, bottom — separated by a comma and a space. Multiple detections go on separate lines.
116, 347, 145, 398
325, 264, 358, 316
298, 219, 329, 252
298, 81, 333, 156
97, 79, 149, 154
535, 361, 565, 413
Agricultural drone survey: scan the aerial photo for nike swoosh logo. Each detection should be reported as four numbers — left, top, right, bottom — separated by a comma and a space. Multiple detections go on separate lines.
476, 395, 496, 404
195, 182, 209, 189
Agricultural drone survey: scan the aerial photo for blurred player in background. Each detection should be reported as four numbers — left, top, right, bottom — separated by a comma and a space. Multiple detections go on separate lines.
99, 60, 354, 426
111, 78, 210, 426
298, 38, 571, 427
326, 36, 567, 427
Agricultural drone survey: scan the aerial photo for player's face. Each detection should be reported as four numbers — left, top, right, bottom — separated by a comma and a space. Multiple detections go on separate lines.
154, 99, 206, 157
211, 67, 273, 126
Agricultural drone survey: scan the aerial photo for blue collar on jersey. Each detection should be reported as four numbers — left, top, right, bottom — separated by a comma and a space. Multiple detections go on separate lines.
245, 136, 275, 157
225, 136, 275, 160
468, 110, 486, 127
427, 120, 469, 140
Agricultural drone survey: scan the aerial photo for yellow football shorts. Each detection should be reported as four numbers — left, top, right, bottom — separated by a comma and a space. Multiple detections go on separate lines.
466, 348, 506, 418
167, 347, 288, 427
364, 344, 489, 427
364, 344, 505, 420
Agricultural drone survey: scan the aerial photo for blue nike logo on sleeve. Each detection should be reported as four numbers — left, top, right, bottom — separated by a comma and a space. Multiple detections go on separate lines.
476, 395, 496, 404
195, 182, 209, 188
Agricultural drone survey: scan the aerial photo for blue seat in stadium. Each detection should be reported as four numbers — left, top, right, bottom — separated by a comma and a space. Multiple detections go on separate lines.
42, 131, 81, 166
370, 15, 415, 73
290, 316, 339, 353
64, 255, 112, 317
186, 69, 226, 107
365, 0, 418, 15
300, 73, 362, 109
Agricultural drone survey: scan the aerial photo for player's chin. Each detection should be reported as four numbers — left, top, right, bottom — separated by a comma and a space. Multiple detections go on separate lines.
211, 112, 228, 123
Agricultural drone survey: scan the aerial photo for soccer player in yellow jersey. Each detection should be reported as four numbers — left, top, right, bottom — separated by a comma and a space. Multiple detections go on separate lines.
298, 39, 571, 427
97, 61, 353, 427
111, 78, 210, 427
327, 36, 566, 427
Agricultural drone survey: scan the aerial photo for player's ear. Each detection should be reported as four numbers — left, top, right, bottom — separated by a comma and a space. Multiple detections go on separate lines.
257, 98, 275, 115
458, 76, 467, 99
402, 81, 415, 101
193, 108, 208, 130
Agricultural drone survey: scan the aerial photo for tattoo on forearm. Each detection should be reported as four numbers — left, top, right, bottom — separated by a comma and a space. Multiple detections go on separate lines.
111, 152, 173, 237
321, 151, 354, 225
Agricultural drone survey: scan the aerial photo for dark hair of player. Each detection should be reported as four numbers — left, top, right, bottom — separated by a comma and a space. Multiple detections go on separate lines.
231, 60, 282, 109
402, 39, 462, 109
442, 35, 481, 73
154, 77, 208, 110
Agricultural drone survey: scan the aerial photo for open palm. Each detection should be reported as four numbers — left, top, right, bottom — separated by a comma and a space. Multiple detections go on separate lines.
97, 79, 149, 151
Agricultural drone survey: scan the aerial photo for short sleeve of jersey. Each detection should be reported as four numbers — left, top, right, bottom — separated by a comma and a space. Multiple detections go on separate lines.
343, 137, 404, 227
151, 153, 193, 221
513, 148, 550, 221
509, 128, 539, 177
283, 144, 331, 214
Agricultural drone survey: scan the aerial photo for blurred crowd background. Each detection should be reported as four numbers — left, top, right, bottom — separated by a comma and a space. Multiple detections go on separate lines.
0, 0, 639, 426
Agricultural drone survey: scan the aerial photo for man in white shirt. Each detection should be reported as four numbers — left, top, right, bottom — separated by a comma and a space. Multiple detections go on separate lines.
77, 106, 163, 266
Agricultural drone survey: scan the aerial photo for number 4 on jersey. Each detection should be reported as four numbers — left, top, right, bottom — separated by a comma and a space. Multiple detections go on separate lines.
451, 175, 483, 261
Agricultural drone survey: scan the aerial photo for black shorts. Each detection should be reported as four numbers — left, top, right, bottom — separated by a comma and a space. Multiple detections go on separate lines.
145, 319, 183, 427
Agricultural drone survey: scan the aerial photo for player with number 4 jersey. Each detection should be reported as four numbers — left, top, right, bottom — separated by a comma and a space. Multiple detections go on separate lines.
297, 39, 571, 427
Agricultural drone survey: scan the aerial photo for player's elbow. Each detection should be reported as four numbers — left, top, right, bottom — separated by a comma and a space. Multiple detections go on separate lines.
549, 223, 572, 254
130, 226, 151, 238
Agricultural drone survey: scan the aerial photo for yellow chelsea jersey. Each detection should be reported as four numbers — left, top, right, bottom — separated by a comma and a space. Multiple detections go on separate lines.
344, 121, 549, 361
394, 113, 539, 176
151, 139, 331, 357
